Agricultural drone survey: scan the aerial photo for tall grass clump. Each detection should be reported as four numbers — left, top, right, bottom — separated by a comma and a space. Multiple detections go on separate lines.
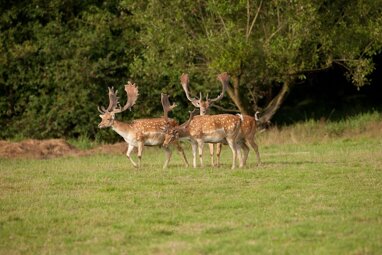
259, 111, 382, 146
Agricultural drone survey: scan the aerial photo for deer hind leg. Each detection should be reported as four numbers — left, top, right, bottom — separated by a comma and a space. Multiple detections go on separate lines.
174, 141, 189, 167
216, 143, 222, 167
226, 138, 238, 169
162, 146, 172, 169
208, 143, 215, 166
126, 144, 138, 168
248, 139, 261, 166
137, 141, 144, 168
241, 142, 250, 167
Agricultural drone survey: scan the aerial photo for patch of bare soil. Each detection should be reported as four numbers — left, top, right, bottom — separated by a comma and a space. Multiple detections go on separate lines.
0, 139, 127, 159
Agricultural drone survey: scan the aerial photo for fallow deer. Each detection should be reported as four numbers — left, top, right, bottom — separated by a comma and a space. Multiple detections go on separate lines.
163, 73, 243, 169
98, 82, 189, 169
182, 73, 261, 167
180, 72, 227, 166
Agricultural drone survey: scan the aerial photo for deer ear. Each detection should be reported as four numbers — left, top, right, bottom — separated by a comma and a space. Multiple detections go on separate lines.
191, 100, 200, 107
99, 115, 103, 118
160, 124, 170, 132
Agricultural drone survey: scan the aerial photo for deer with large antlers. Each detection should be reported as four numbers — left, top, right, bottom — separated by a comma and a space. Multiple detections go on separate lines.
181, 73, 227, 166
181, 73, 261, 167
98, 82, 189, 169
163, 73, 244, 169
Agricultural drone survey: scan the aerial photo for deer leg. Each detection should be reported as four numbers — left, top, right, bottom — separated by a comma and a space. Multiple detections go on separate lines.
191, 142, 198, 168
226, 138, 237, 169
126, 144, 138, 168
240, 142, 249, 166
248, 139, 261, 166
240, 143, 249, 167
137, 141, 144, 168
208, 143, 215, 166
174, 141, 189, 167
197, 139, 204, 168
162, 146, 172, 169
216, 143, 222, 167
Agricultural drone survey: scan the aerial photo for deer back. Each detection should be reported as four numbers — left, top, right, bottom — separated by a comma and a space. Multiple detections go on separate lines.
112, 117, 178, 146
187, 114, 242, 140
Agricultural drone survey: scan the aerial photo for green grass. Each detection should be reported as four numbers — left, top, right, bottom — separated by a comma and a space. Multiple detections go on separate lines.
1, 130, 382, 254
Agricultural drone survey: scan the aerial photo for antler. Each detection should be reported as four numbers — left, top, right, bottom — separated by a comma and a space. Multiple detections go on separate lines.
180, 108, 199, 128
180, 73, 199, 103
209, 72, 229, 103
113, 81, 139, 113
161, 93, 177, 120
98, 87, 119, 113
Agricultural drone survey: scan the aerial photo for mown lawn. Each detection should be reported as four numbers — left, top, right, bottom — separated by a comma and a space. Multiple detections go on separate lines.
1, 137, 381, 254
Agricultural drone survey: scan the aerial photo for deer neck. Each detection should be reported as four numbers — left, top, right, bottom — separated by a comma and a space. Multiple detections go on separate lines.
111, 120, 133, 137
176, 125, 191, 139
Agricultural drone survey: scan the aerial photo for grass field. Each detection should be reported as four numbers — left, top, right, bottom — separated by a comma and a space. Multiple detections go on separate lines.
1, 115, 382, 254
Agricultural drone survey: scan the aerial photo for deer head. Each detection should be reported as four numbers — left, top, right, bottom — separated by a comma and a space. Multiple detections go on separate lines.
162, 108, 199, 147
98, 82, 139, 128
180, 73, 228, 115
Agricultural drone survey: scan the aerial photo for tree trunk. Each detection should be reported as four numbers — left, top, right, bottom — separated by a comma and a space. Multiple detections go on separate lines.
226, 76, 248, 115
258, 80, 290, 123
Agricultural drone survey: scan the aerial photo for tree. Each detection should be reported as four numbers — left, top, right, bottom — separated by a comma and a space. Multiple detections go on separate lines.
127, 0, 382, 122
0, 0, 139, 140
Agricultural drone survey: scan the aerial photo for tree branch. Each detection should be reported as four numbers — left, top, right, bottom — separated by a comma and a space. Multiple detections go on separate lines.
258, 81, 291, 123
212, 0, 230, 37
247, 0, 263, 41
226, 83, 248, 114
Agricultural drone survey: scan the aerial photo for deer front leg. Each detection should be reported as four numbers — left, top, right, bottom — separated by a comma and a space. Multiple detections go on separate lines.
162, 147, 172, 169
208, 143, 215, 166
191, 142, 198, 168
174, 141, 189, 167
126, 144, 138, 168
226, 138, 237, 169
137, 141, 144, 168
196, 139, 205, 168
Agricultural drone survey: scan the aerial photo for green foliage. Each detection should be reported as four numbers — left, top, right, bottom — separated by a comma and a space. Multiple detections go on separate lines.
0, 0, 381, 139
0, 0, 138, 140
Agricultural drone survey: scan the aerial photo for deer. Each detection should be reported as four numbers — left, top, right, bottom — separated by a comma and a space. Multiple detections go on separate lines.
180, 73, 227, 166
181, 73, 261, 167
97, 82, 189, 169
162, 73, 244, 169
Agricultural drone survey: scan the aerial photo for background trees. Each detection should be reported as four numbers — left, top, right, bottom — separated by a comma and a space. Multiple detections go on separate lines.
1, 0, 381, 141
0, 0, 138, 140
129, 0, 382, 121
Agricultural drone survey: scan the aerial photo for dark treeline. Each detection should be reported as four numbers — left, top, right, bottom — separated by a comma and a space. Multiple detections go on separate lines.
1, 0, 381, 142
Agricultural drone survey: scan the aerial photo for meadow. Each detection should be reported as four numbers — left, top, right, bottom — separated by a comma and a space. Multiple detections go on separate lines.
1, 112, 382, 254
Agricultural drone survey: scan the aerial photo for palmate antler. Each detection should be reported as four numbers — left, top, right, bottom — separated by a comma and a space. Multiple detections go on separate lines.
211, 72, 229, 103
98, 81, 139, 114
98, 87, 119, 113
113, 81, 139, 113
180, 73, 199, 105
161, 93, 177, 120
180, 73, 228, 108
